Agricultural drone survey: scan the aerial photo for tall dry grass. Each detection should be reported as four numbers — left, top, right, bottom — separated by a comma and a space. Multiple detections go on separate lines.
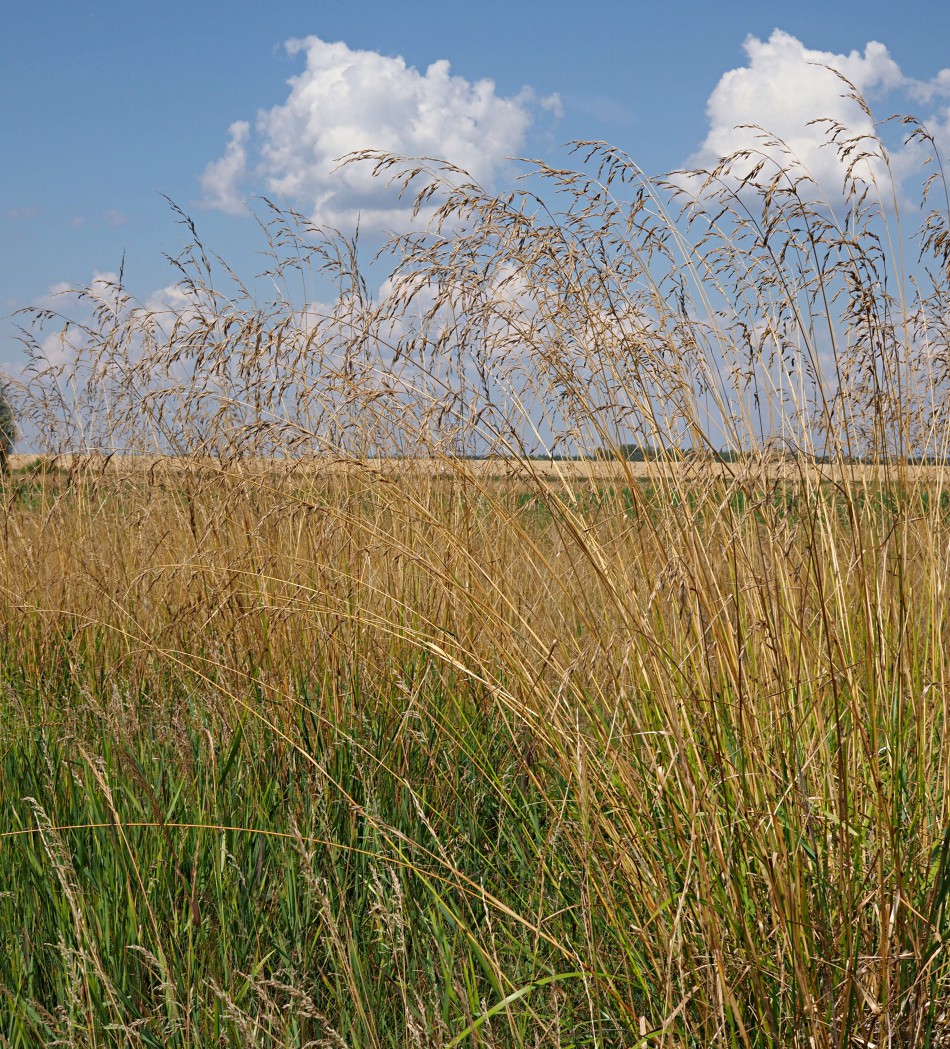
3, 90, 950, 1045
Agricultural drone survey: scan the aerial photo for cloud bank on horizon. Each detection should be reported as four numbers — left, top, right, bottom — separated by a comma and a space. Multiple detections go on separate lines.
201, 35, 560, 229
201, 29, 950, 228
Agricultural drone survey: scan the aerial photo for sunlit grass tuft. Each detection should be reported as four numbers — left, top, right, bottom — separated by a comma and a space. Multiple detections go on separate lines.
3, 91, 950, 1045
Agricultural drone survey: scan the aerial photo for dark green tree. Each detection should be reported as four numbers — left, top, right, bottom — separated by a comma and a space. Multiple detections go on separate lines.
0, 386, 16, 474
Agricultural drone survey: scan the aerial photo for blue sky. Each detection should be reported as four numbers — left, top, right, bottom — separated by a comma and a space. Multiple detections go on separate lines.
3, 0, 950, 370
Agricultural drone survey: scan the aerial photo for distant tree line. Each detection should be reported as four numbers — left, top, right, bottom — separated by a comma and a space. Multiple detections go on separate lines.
591, 445, 950, 465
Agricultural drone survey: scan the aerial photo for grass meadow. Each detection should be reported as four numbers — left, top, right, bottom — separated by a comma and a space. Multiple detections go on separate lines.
4, 97, 950, 1045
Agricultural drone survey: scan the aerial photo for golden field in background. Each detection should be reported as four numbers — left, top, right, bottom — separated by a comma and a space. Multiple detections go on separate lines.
11, 452, 950, 486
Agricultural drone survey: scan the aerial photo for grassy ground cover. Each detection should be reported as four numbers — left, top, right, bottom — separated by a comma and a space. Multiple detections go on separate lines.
1, 456, 949, 1046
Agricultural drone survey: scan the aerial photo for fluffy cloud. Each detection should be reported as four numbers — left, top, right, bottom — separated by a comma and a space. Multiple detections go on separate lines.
201, 37, 558, 230
688, 29, 950, 198
201, 121, 250, 215
907, 68, 950, 106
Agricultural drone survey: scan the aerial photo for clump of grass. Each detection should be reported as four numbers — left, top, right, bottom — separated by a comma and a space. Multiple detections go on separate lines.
3, 86, 950, 1046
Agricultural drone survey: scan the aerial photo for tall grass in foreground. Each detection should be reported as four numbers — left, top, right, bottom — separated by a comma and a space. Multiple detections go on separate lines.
4, 95, 950, 1045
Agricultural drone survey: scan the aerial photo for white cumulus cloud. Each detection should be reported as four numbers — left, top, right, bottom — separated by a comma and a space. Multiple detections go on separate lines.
201, 36, 558, 230
201, 120, 250, 215
687, 29, 950, 198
